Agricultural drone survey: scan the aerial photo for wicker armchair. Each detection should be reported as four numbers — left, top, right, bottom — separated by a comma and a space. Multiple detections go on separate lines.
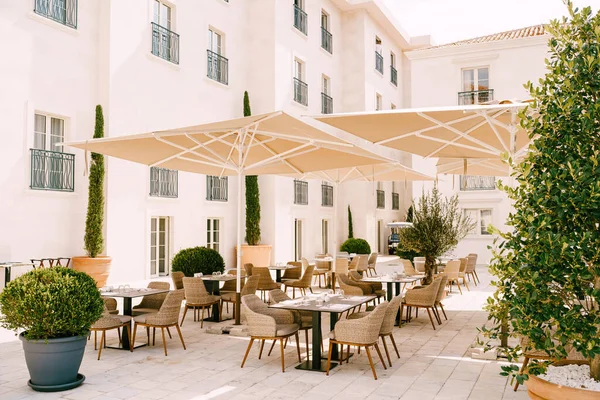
348, 294, 402, 366
366, 253, 378, 277
221, 275, 259, 319
443, 260, 467, 294
458, 257, 470, 291
414, 257, 426, 273
90, 305, 132, 359
434, 274, 449, 322
240, 295, 301, 372
356, 255, 369, 275
132, 290, 186, 356
348, 270, 385, 302
337, 273, 372, 296
326, 302, 389, 380
281, 261, 302, 282
244, 263, 254, 276
103, 297, 118, 315
283, 265, 315, 298
313, 258, 330, 288
221, 270, 244, 293
171, 271, 184, 290
465, 254, 479, 284
400, 259, 418, 276
400, 277, 442, 330
180, 277, 221, 327
254, 267, 281, 301
348, 256, 359, 271
132, 282, 171, 316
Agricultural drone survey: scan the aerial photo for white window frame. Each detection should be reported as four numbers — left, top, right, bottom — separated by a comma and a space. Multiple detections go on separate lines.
464, 208, 493, 236
322, 75, 330, 95
206, 218, 221, 253
294, 58, 304, 81
321, 9, 329, 30
375, 93, 382, 111
34, 113, 65, 153
462, 66, 490, 92
153, 0, 172, 29
150, 216, 171, 277
390, 51, 396, 68
208, 28, 223, 55
321, 219, 329, 254
375, 36, 382, 55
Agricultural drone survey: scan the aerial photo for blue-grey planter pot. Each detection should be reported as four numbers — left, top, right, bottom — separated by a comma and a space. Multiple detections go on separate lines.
20, 332, 87, 392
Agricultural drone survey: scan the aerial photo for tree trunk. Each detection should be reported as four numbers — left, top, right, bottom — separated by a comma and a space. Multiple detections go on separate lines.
591, 354, 600, 381
424, 255, 436, 285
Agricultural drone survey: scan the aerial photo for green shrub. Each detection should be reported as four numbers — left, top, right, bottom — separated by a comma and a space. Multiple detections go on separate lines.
396, 241, 422, 260
0, 267, 104, 340
171, 246, 225, 277
340, 238, 371, 254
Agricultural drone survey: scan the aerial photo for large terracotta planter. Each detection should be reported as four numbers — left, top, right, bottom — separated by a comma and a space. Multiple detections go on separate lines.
237, 245, 272, 269
71, 256, 112, 288
526, 360, 600, 400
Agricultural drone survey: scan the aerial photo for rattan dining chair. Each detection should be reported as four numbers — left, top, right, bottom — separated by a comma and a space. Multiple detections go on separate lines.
281, 261, 302, 282
254, 267, 281, 301
313, 258, 331, 288
400, 277, 442, 330
458, 258, 470, 291
103, 297, 119, 315
400, 259, 418, 276
244, 263, 254, 276
466, 254, 480, 284
326, 302, 389, 380
221, 275, 259, 320
90, 305, 132, 360
283, 265, 315, 298
356, 255, 369, 275
220, 270, 245, 293
132, 281, 171, 316
348, 270, 385, 302
180, 277, 221, 327
367, 253, 378, 276
434, 274, 449, 322
348, 256, 359, 271
171, 271, 184, 290
132, 290, 186, 356
240, 295, 301, 373
443, 260, 466, 294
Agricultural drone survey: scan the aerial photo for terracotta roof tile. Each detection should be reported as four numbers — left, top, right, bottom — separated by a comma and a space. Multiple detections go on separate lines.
419, 24, 548, 51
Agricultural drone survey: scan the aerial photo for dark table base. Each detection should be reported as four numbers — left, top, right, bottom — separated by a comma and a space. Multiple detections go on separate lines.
296, 360, 338, 372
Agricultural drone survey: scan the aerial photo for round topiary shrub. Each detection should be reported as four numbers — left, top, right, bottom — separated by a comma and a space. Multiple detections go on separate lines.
340, 238, 371, 254
0, 267, 104, 340
171, 246, 225, 277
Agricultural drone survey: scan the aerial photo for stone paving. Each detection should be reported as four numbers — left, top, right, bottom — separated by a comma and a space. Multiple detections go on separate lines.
0, 261, 530, 400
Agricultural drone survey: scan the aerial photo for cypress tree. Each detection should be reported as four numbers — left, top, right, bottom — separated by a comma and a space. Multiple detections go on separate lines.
347, 205, 354, 239
84, 105, 105, 258
243, 91, 261, 245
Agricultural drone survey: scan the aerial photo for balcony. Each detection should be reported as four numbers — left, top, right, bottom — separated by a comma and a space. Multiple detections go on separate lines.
30, 149, 75, 192
321, 27, 332, 53
391, 66, 398, 86
294, 180, 308, 205
460, 175, 496, 191
392, 192, 399, 210
293, 5, 307, 35
458, 89, 494, 105
151, 22, 180, 64
375, 52, 383, 74
321, 92, 333, 114
206, 176, 228, 201
321, 183, 333, 207
294, 78, 308, 106
376, 190, 385, 209
150, 167, 178, 198
34, 0, 77, 29
207, 50, 228, 85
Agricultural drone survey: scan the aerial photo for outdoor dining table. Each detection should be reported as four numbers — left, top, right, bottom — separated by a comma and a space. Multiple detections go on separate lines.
100, 287, 170, 350
0, 262, 34, 287
201, 274, 236, 321
268, 265, 299, 283
270, 293, 376, 372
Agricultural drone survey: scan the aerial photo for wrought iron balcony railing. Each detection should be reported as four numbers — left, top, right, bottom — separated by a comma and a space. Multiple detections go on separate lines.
151, 22, 180, 64
294, 180, 308, 205
294, 78, 308, 106
34, 0, 77, 29
150, 167, 178, 198
321, 27, 332, 53
206, 176, 228, 201
391, 65, 398, 86
459, 175, 496, 191
458, 89, 494, 105
321, 183, 333, 207
207, 50, 228, 85
30, 149, 75, 192
376, 189, 385, 209
392, 192, 400, 210
375, 52, 384, 74
293, 5, 307, 35
321, 92, 333, 114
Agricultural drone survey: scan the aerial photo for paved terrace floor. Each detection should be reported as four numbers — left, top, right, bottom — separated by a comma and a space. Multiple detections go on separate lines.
0, 260, 530, 400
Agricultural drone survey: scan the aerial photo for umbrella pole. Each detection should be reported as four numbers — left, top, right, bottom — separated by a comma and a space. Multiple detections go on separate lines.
235, 170, 244, 325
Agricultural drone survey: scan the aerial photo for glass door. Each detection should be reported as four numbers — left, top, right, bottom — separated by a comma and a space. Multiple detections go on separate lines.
294, 219, 303, 261
150, 216, 170, 277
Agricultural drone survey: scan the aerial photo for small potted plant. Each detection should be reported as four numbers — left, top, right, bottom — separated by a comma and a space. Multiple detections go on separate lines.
0, 267, 104, 392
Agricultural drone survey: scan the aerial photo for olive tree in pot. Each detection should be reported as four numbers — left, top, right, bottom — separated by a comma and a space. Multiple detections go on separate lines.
0, 267, 104, 392
481, 3, 600, 398
72, 105, 111, 287
399, 187, 472, 284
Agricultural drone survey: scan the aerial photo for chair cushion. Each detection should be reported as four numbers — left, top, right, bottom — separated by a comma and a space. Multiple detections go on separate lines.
116, 315, 132, 323
132, 308, 159, 316
374, 290, 386, 297
108, 309, 119, 315
134, 313, 157, 324
275, 323, 299, 337
347, 311, 369, 320
221, 292, 236, 302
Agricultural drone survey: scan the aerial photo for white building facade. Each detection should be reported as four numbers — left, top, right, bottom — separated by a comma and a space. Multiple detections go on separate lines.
0, 0, 426, 285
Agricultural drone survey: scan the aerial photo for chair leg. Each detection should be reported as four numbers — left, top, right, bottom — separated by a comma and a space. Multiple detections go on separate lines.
325, 341, 333, 376
280, 338, 286, 373
166, 327, 172, 339
117, 327, 121, 344
259, 339, 265, 359
98, 330, 105, 360
241, 338, 255, 368
426, 308, 437, 330
200, 307, 205, 329
381, 336, 392, 367
432, 306, 442, 325
153, 328, 156, 346
365, 346, 378, 380
346, 345, 350, 363
180, 305, 188, 326
305, 329, 310, 361
146, 327, 150, 345
514, 357, 530, 391
474, 270, 480, 283
268, 339, 277, 356
132, 324, 138, 351
175, 324, 186, 350
309, 287, 313, 293
295, 333, 301, 363
438, 303, 448, 320
374, 343, 387, 370
398, 304, 404, 328
389, 334, 400, 358
463, 278, 470, 291
161, 327, 168, 356
94, 330, 97, 350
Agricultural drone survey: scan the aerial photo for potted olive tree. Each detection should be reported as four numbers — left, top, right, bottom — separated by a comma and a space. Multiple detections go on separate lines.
0, 267, 104, 392
72, 105, 111, 287
482, 3, 600, 398
399, 187, 472, 284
